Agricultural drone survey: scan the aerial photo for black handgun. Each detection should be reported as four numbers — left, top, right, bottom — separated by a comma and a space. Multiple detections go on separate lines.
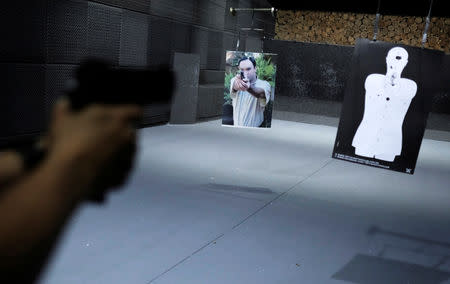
240, 70, 245, 80
68, 59, 174, 110
4, 59, 175, 202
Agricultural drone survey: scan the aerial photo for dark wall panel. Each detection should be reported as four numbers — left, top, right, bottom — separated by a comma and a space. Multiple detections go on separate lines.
147, 17, 172, 66
87, 2, 122, 65
120, 10, 148, 66
45, 65, 77, 120
224, 0, 239, 30
141, 104, 170, 125
235, 0, 253, 28
431, 54, 450, 114
223, 33, 237, 52
206, 31, 223, 70
264, 40, 353, 101
89, 0, 121, 8
195, 0, 225, 30
150, 0, 195, 23
0, 64, 46, 137
149, 0, 176, 18
191, 27, 209, 69
47, 0, 88, 64
245, 36, 263, 52
91, 0, 150, 16
171, 22, 192, 55
170, 53, 200, 124
173, 0, 196, 23
264, 39, 450, 115
121, 0, 150, 14
0, 1, 47, 63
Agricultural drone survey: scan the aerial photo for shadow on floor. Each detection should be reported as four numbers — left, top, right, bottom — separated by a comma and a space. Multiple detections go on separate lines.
202, 183, 274, 195
333, 254, 450, 284
332, 226, 450, 284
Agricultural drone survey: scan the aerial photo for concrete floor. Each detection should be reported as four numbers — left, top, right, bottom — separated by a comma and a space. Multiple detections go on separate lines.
38, 119, 450, 284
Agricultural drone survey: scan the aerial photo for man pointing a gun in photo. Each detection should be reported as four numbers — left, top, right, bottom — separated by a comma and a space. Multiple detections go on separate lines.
230, 56, 271, 128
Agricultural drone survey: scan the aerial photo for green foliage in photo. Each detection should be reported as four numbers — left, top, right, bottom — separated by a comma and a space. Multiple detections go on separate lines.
255, 55, 276, 88
224, 71, 235, 105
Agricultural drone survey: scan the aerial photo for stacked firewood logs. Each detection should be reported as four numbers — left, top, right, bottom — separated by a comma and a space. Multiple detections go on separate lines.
275, 10, 450, 53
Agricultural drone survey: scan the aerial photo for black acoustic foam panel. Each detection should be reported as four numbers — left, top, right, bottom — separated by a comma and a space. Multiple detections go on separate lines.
245, 37, 263, 52
206, 31, 223, 70
121, 0, 150, 14
170, 53, 200, 124
190, 27, 209, 70
47, 0, 88, 64
141, 104, 170, 126
0, 64, 46, 137
147, 16, 172, 66
89, 0, 121, 8
194, 0, 225, 30
263, 40, 354, 101
92, 0, 150, 14
120, 10, 148, 66
45, 65, 77, 121
171, 22, 192, 55
87, 2, 122, 65
431, 54, 450, 114
224, 0, 237, 29
170, 0, 195, 23
149, 0, 177, 19
222, 32, 236, 52
0, 1, 47, 63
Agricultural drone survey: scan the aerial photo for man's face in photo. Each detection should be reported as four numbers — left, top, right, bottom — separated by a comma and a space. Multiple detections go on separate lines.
238, 59, 257, 83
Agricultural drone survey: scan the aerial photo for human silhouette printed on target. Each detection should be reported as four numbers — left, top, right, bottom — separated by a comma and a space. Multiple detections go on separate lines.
352, 47, 417, 162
